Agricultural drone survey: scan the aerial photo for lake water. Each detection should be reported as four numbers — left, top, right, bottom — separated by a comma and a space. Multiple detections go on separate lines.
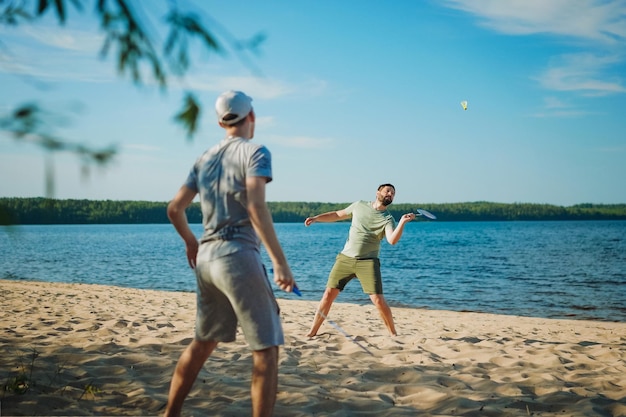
1, 221, 625, 322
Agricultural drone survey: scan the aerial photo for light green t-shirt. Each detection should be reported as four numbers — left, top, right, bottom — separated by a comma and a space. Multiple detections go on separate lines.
340, 200, 396, 259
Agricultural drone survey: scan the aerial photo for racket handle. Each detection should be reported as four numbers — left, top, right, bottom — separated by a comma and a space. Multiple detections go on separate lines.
270, 268, 302, 296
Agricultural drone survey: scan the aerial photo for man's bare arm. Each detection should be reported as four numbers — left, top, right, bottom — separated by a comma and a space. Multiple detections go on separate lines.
304, 209, 349, 226
246, 176, 296, 292
167, 185, 199, 268
385, 213, 416, 245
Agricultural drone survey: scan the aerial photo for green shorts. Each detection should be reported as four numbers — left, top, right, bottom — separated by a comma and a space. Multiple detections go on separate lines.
326, 253, 383, 294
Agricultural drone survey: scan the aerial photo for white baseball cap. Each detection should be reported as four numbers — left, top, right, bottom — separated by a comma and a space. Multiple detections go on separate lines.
215, 90, 253, 126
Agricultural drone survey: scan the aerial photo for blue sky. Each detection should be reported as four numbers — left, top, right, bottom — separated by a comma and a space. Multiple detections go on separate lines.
1, 0, 625, 205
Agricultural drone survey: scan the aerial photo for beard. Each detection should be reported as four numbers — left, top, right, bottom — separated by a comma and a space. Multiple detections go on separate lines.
382, 196, 393, 206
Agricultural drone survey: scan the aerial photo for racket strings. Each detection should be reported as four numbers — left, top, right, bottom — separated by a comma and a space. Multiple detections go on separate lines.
415, 208, 437, 220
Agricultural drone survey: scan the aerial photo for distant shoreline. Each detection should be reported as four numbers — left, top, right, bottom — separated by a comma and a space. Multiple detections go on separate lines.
2, 197, 626, 224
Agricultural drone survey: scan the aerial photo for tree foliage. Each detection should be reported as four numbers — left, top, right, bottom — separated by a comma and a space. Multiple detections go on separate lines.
2, 198, 625, 225
1, 0, 264, 194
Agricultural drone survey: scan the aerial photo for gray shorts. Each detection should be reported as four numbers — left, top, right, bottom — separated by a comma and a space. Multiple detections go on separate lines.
193, 247, 284, 350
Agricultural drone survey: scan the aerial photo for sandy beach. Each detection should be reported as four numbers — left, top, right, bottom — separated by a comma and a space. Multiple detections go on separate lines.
1, 279, 624, 416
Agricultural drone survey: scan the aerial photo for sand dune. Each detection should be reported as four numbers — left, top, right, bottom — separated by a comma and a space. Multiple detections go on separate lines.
1, 279, 624, 416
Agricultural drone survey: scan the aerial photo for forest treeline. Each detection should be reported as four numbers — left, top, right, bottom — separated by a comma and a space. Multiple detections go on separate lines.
1, 198, 626, 225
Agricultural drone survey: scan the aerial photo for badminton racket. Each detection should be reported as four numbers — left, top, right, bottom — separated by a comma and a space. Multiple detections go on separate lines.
414, 208, 437, 220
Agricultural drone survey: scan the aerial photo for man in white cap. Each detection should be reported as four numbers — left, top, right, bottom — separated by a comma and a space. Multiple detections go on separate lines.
164, 90, 296, 417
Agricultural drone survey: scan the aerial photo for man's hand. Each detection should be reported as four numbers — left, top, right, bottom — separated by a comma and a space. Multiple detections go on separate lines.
271, 263, 297, 293
387, 212, 416, 245
400, 212, 416, 223
185, 238, 199, 269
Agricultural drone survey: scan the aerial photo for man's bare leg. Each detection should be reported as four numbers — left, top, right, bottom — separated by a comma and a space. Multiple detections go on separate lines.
369, 294, 397, 336
164, 339, 218, 417
251, 346, 279, 417
306, 288, 340, 337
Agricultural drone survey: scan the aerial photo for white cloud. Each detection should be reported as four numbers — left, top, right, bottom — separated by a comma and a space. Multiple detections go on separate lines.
535, 52, 626, 95
19, 26, 104, 52
0, 50, 30, 73
595, 144, 626, 152
531, 109, 591, 118
264, 134, 335, 150
441, 0, 626, 43
182, 74, 295, 99
255, 116, 276, 128
442, 0, 626, 97
542, 96, 569, 109
531, 96, 591, 118
0, 24, 114, 82
1, 19, 330, 103
178, 72, 330, 102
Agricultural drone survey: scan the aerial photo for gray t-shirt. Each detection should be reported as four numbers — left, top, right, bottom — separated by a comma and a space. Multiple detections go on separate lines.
185, 137, 272, 259
340, 200, 396, 259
